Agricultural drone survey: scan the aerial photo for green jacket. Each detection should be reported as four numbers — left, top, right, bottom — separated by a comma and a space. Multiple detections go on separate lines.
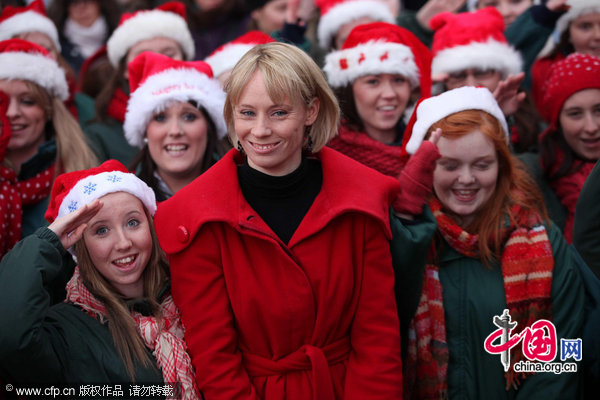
504, 6, 557, 90
83, 117, 138, 167
518, 152, 566, 232
19, 140, 56, 239
392, 207, 584, 399
0, 228, 164, 385
573, 160, 600, 280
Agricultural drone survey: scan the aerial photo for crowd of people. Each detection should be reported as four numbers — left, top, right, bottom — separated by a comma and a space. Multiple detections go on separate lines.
0, 0, 599, 399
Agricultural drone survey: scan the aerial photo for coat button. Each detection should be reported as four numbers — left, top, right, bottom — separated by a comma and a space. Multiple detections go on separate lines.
176, 225, 189, 243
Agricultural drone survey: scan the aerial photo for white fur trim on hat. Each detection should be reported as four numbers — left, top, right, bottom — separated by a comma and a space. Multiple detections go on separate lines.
467, 0, 540, 12
0, 11, 61, 51
324, 40, 419, 88
538, 1, 600, 58
317, 0, 394, 49
555, 1, 600, 35
205, 43, 254, 78
124, 68, 227, 148
0, 51, 68, 100
57, 170, 157, 220
538, 1, 600, 57
106, 10, 195, 67
405, 86, 508, 154
432, 38, 522, 79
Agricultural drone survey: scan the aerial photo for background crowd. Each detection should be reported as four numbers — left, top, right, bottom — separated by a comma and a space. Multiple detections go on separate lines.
0, 0, 598, 399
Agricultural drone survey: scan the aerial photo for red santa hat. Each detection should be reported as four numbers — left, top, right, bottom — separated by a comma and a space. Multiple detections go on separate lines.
45, 159, 156, 224
539, 0, 600, 57
0, 39, 69, 100
430, 7, 522, 79
315, 0, 395, 49
404, 86, 508, 154
541, 53, 600, 132
106, 1, 195, 67
205, 31, 275, 79
124, 51, 227, 149
0, 0, 61, 51
323, 22, 432, 97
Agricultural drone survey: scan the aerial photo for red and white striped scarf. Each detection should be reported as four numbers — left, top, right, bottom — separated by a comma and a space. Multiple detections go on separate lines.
405, 198, 554, 399
65, 268, 200, 399
0, 163, 55, 258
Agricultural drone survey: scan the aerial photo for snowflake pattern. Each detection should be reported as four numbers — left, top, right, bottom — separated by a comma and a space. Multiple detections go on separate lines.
83, 182, 97, 195
106, 174, 122, 183
68, 200, 78, 213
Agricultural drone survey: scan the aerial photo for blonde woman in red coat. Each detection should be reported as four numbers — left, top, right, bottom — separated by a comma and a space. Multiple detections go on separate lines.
154, 42, 404, 399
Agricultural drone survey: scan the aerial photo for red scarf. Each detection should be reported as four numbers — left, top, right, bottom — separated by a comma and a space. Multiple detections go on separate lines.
328, 123, 408, 177
66, 268, 200, 399
548, 149, 595, 243
405, 198, 554, 399
106, 87, 129, 123
0, 163, 55, 257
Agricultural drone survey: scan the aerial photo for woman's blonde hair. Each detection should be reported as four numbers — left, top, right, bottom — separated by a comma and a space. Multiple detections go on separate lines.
223, 42, 340, 153
25, 81, 98, 173
427, 110, 547, 264
75, 205, 169, 380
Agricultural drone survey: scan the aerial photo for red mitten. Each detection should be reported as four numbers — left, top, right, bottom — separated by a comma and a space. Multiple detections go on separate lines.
392, 141, 440, 215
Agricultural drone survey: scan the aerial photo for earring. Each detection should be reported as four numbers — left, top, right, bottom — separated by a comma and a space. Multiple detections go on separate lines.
237, 140, 243, 152
143, 137, 148, 145
306, 135, 313, 153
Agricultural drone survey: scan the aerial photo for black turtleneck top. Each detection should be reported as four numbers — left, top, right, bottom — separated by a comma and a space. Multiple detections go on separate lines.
237, 157, 323, 244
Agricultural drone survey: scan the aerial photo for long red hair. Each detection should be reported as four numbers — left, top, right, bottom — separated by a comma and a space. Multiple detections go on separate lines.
428, 110, 548, 263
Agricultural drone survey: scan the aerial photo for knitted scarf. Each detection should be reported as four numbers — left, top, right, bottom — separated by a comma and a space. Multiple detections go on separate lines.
405, 198, 554, 399
0, 163, 55, 257
107, 87, 129, 123
548, 148, 595, 243
328, 123, 408, 177
65, 268, 200, 400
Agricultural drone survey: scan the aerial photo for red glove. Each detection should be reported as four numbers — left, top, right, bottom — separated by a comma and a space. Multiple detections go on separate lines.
392, 141, 440, 216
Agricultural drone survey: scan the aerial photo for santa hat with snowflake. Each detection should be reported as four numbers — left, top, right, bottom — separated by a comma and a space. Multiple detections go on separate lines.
45, 159, 156, 224
205, 31, 275, 79
430, 7, 522, 80
106, 1, 195, 67
0, 39, 69, 100
324, 22, 432, 97
315, 0, 395, 49
124, 51, 227, 149
0, 0, 61, 51
403, 86, 508, 154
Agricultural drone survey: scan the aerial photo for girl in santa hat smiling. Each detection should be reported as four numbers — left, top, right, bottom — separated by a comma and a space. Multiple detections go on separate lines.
84, 1, 196, 167
0, 39, 98, 241
323, 21, 432, 178
0, 159, 200, 399
521, 53, 600, 243
397, 86, 584, 399
124, 51, 229, 201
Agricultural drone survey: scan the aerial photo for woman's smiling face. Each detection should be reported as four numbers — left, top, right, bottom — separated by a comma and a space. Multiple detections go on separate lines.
433, 129, 499, 227
233, 71, 319, 176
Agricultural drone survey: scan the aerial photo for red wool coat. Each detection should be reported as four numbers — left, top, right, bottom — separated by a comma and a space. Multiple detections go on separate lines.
154, 148, 404, 400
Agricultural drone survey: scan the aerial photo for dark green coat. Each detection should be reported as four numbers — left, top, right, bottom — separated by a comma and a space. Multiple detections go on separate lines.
518, 152, 566, 232
0, 228, 163, 385
83, 117, 138, 167
573, 160, 600, 280
391, 207, 584, 399
19, 140, 56, 239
